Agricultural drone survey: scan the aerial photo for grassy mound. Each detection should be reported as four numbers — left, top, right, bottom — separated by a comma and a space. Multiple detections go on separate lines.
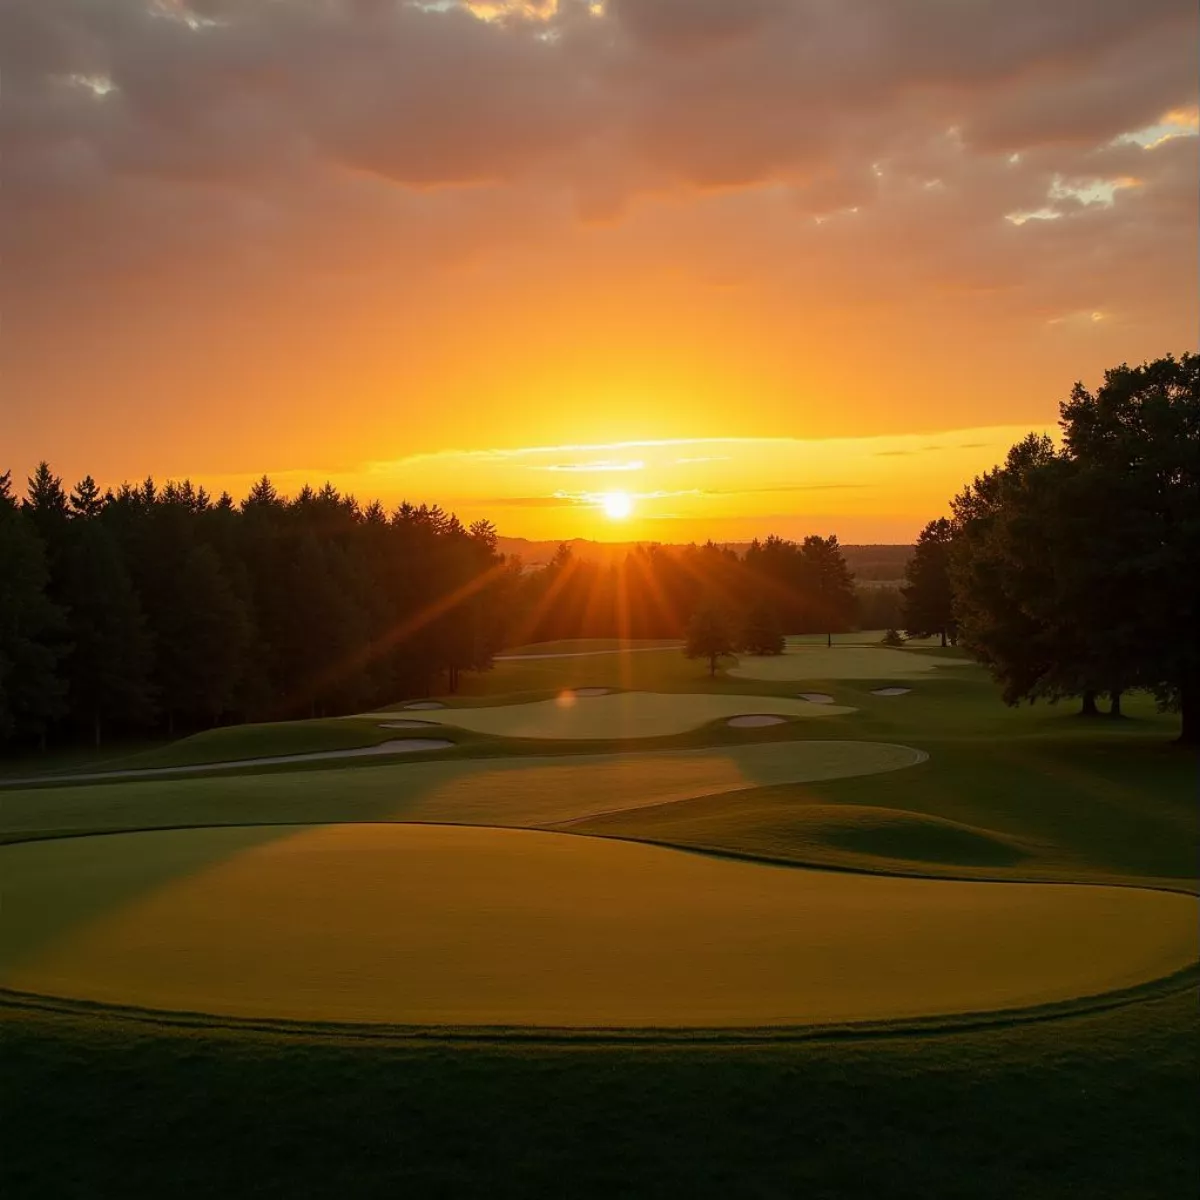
794, 804, 1030, 867
574, 799, 1031, 872
4, 824, 1194, 1027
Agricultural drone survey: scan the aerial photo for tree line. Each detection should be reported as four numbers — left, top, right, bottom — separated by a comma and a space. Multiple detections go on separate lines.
7, 353, 1186, 751
899, 352, 1197, 743
0, 469, 862, 752
0, 472, 513, 748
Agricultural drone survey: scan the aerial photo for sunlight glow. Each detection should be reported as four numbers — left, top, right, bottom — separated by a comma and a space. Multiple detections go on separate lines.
602, 491, 634, 520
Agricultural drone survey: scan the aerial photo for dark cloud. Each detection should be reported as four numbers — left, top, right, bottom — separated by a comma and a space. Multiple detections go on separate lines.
1, 0, 1195, 434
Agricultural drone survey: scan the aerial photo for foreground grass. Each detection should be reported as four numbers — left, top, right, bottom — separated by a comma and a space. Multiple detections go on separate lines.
2, 991, 1195, 1199
2, 642, 1195, 1196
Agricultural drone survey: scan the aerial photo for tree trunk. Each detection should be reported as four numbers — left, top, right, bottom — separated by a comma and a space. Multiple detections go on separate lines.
1080, 691, 1099, 717
940, 630, 947, 648
1108, 691, 1123, 718
93, 710, 102, 748
709, 654, 717, 677
826, 631, 832, 648
1180, 683, 1196, 746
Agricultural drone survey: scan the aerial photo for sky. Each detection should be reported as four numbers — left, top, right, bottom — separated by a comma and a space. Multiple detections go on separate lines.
2, 0, 1197, 543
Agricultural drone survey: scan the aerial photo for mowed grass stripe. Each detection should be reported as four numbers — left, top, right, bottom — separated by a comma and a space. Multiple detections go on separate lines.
3, 825, 1195, 1028
0, 741, 924, 842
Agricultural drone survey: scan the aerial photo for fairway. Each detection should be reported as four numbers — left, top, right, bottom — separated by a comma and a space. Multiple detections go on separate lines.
3, 825, 1194, 1027
729, 646, 971, 681
357, 690, 855, 739
0, 741, 927, 841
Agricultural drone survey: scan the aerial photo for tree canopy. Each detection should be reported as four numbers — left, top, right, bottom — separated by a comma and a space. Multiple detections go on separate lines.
948, 352, 1198, 741
901, 518, 957, 646
685, 605, 736, 677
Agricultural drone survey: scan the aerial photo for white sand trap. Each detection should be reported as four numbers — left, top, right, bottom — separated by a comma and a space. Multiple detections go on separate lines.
872, 687, 912, 697
798, 693, 836, 704
727, 715, 788, 728
571, 687, 611, 698
404, 701, 446, 711
379, 720, 438, 729
354, 691, 854, 740
730, 646, 972, 682
6, 825, 1195, 1028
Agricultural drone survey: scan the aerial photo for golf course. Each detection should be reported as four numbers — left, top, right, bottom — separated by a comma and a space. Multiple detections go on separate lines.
2, 635, 1197, 1196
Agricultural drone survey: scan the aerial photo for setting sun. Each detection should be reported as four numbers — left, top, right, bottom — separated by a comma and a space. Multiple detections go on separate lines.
602, 491, 634, 520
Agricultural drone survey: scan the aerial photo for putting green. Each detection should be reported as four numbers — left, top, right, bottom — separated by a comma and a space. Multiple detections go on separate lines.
3, 825, 1194, 1027
357, 691, 855, 739
729, 646, 972, 682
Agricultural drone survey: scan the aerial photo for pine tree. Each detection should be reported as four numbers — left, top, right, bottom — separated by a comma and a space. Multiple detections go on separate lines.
0, 486, 68, 745
69, 475, 104, 519
23, 461, 70, 546
800, 535, 856, 647
61, 521, 155, 744
156, 544, 251, 732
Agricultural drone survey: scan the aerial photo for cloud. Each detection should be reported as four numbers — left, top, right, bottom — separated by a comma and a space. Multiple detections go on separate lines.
704, 483, 867, 495
540, 459, 645, 472
478, 493, 592, 508
3, 0, 1196, 487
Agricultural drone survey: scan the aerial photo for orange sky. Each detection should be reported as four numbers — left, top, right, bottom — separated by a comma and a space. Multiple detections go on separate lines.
3, 1, 1197, 542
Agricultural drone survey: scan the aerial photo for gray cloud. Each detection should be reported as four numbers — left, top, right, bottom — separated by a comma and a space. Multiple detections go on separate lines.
1, 0, 1195, 429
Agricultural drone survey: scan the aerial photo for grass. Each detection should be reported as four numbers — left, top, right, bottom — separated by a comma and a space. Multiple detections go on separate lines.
358, 689, 856, 739
2, 989, 1196, 1198
4, 824, 1193, 1027
0, 741, 924, 844
501, 637, 683, 655
728, 644, 972, 680
1, 637, 1196, 1197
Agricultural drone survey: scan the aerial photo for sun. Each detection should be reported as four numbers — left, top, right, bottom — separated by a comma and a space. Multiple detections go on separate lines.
601, 490, 634, 520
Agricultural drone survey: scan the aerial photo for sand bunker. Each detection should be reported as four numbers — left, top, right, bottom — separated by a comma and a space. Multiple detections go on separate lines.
570, 687, 611, 698
379, 720, 437, 729
727, 715, 787, 728
872, 687, 912, 697
5, 825, 1193, 1028
730, 646, 971, 682
403, 701, 446, 711
355, 691, 854, 740
797, 693, 836, 704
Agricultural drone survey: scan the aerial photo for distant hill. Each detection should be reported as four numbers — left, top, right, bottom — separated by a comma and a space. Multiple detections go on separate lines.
495, 537, 912, 582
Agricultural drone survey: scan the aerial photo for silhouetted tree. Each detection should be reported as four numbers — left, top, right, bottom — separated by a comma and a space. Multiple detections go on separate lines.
685, 604, 735, 677
61, 521, 155, 744
69, 474, 105, 519
951, 434, 1080, 709
0, 474, 68, 745
800, 535, 856, 646
740, 602, 785, 655
951, 353, 1198, 741
901, 518, 958, 646
1059, 352, 1199, 742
